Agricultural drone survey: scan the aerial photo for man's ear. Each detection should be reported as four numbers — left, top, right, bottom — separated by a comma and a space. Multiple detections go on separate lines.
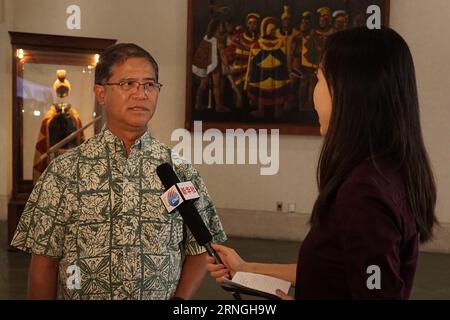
94, 84, 106, 106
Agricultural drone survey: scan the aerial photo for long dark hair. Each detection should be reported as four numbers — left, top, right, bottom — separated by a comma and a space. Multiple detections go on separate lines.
311, 27, 437, 243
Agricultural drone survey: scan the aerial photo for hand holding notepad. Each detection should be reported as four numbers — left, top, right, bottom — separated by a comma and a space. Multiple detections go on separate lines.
221, 272, 291, 300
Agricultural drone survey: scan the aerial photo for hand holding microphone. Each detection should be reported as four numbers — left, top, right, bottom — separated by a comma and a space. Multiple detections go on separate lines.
206, 243, 247, 283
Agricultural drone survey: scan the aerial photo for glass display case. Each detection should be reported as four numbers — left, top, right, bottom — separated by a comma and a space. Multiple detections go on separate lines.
7, 32, 116, 247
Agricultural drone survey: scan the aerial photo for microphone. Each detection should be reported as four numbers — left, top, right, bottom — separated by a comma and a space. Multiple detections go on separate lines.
157, 163, 242, 300
156, 163, 223, 266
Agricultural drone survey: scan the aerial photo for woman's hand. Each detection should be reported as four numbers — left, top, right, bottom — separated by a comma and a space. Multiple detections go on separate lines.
275, 289, 295, 300
206, 244, 247, 283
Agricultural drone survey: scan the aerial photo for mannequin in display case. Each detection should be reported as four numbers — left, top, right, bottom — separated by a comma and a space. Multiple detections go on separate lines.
32, 70, 84, 182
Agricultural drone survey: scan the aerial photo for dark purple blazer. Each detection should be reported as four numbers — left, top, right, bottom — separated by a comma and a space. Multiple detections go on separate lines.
295, 159, 419, 299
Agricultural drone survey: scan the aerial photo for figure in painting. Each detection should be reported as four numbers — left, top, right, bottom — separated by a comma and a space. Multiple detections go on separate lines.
333, 10, 349, 32
246, 17, 290, 119
192, 19, 231, 112
229, 12, 260, 109
290, 11, 319, 110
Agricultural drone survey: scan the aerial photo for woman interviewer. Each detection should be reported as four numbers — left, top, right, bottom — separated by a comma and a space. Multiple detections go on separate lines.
207, 27, 437, 300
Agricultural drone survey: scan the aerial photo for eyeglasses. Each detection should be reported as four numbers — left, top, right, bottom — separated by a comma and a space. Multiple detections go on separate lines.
103, 80, 163, 93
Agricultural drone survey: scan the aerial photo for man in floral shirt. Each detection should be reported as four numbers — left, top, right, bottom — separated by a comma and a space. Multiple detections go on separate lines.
11, 43, 227, 300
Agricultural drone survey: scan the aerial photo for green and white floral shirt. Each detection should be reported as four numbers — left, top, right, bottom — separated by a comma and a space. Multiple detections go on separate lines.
11, 128, 227, 300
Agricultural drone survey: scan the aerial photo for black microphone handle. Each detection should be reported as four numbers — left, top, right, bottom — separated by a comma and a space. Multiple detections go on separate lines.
205, 242, 224, 265
205, 242, 242, 300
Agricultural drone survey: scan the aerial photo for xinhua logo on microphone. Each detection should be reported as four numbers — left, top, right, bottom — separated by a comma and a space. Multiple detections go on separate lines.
161, 185, 184, 213
167, 189, 181, 207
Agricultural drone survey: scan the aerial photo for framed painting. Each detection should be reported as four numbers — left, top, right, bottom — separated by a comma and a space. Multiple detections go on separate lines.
186, 0, 390, 135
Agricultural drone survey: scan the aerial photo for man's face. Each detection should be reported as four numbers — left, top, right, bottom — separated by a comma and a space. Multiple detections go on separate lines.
267, 24, 277, 38
247, 18, 258, 33
334, 16, 348, 31
300, 19, 312, 33
94, 57, 158, 133
282, 17, 291, 29
319, 14, 331, 29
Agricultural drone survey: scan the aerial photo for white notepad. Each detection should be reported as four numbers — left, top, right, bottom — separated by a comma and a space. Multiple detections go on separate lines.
227, 272, 291, 296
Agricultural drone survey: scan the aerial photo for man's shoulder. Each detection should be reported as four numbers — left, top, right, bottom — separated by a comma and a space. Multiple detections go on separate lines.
47, 133, 107, 177
155, 139, 199, 178
77, 133, 107, 157
47, 146, 80, 176
142, 137, 172, 160
170, 149, 191, 167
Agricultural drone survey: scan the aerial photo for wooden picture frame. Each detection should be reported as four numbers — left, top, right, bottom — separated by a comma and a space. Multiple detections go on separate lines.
186, 0, 390, 135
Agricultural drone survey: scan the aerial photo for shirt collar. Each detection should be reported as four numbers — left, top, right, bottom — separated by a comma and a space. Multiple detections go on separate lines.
101, 126, 153, 154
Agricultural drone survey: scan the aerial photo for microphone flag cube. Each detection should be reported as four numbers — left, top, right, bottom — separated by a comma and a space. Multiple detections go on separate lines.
177, 181, 200, 201
160, 181, 200, 213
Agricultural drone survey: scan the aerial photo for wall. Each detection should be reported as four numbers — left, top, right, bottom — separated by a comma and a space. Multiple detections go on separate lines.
390, 0, 450, 223
0, 0, 12, 220
0, 0, 449, 251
